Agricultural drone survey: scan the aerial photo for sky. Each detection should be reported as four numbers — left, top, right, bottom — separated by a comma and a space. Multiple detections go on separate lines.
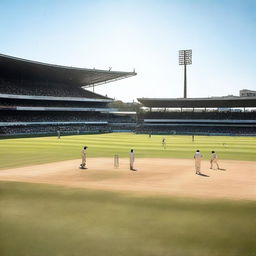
0, 0, 255, 102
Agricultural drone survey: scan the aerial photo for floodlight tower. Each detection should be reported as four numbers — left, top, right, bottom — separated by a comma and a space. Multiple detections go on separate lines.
179, 49, 192, 98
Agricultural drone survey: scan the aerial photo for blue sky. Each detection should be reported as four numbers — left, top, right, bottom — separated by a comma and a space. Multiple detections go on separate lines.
0, 0, 255, 102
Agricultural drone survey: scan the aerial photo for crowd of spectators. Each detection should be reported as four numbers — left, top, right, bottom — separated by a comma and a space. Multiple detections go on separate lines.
0, 78, 108, 99
0, 112, 137, 134
1, 123, 255, 136
108, 114, 136, 123
0, 111, 136, 123
110, 123, 136, 130
0, 124, 110, 135
139, 111, 256, 120
0, 99, 108, 108
0, 111, 108, 122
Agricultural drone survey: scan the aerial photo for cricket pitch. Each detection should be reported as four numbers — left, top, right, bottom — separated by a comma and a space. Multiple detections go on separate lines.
0, 158, 255, 200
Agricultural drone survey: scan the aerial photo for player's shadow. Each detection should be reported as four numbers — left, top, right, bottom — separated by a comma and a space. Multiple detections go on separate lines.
218, 168, 226, 171
197, 172, 210, 177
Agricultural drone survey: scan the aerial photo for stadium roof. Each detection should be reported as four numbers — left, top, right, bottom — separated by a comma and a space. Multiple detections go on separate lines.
137, 97, 256, 108
0, 53, 136, 87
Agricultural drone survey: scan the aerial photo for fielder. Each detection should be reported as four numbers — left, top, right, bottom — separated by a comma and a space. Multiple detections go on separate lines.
194, 149, 203, 175
210, 151, 220, 170
80, 146, 88, 169
129, 149, 136, 171
162, 137, 166, 149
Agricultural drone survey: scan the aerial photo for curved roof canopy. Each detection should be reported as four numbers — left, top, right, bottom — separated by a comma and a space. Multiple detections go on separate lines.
137, 97, 256, 108
0, 54, 136, 87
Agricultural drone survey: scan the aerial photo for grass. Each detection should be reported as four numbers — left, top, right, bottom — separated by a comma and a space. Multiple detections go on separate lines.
0, 134, 255, 255
0, 133, 255, 169
0, 181, 255, 256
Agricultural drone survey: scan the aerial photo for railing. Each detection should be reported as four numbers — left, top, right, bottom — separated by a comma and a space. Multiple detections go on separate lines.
144, 119, 256, 124
0, 93, 112, 102
0, 121, 108, 126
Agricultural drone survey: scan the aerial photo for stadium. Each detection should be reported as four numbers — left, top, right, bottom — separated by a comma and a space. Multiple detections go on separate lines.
0, 54, 137, 136
1, 53, 255, 137
0, 54, 256, 256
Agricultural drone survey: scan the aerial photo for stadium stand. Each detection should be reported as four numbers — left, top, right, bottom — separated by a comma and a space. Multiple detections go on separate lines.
2, 53, 254, 137
0, 124, 110, 136
140, 111, 256, 120
137, 97, 256, 135
0, 78, 109, 98
0, 54, 136, 136
0, 96, 108, 108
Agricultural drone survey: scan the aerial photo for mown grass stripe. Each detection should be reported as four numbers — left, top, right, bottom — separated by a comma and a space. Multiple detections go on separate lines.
0, 133, 255, 169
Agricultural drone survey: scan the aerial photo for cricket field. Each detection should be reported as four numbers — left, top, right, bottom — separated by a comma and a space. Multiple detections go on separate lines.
0, 133, 255, 256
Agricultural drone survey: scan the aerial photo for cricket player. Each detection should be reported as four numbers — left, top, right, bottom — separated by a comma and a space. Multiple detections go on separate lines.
162, 137, 166, 149
129, 149, 135, 171
194, 149, 203, 175
57, 130, 60, 139
80, 146, 88, 169
210, 151, 220, 170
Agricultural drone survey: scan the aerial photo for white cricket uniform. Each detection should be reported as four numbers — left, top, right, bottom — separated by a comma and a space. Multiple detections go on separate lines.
194, 152, 202, 173
129, 152, 135, 169
81, 149, 86, 166
210, 153, 219, 169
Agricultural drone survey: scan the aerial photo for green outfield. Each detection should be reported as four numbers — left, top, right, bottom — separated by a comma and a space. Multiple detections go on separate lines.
0, 133, 255, 169
1, 181, 256, 256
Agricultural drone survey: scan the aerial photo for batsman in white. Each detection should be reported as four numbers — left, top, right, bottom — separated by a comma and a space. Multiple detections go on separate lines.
129, 149, 136, 171
194, 149, 203, 175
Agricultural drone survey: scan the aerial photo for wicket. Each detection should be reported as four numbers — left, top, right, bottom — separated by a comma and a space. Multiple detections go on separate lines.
114, 154, 119, 168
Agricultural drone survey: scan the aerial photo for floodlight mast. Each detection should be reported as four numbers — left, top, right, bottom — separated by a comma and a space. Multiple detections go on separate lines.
179, 49, 192, 98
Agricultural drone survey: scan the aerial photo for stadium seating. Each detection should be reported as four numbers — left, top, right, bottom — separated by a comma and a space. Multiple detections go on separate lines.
0, 79, 135, 136
0, 124, 110, 136
0, 54, 138, 136
139, 111, 256, 120
0, 98, 108, 108
0, 79, 108, 99
136, 110, 256, 135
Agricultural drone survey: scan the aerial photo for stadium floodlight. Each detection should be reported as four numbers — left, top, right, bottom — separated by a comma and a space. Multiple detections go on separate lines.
179, 49, 192, 98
